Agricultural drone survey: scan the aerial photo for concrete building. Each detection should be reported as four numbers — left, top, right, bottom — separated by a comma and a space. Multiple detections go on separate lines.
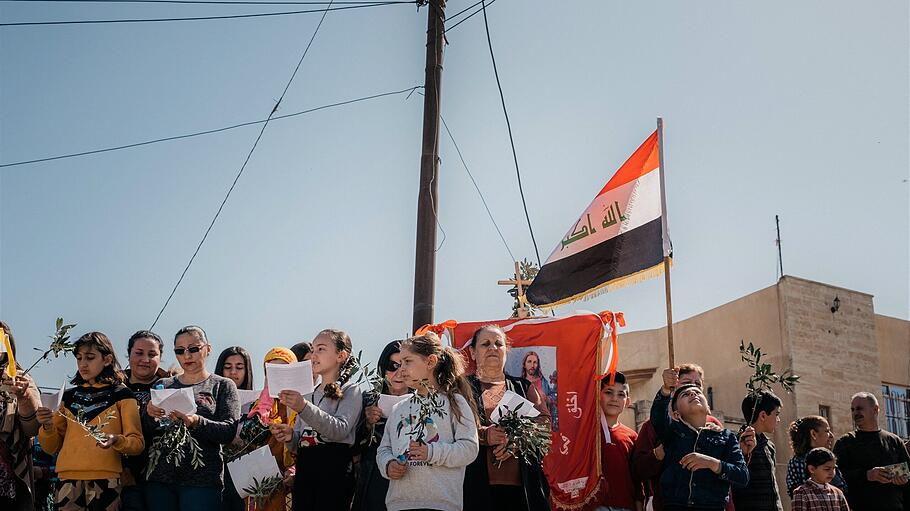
616, 275, 910, 510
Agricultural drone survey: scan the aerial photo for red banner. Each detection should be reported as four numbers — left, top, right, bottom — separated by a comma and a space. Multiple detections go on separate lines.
445, 312, 605, 510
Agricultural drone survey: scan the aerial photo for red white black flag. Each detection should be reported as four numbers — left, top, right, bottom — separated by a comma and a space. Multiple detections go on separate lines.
526, 130, 670, 308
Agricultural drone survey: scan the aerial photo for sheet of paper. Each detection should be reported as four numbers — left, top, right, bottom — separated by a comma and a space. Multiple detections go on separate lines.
227, 445, 282, 498
490, 390, 540, 424
40, 382, 65, 411
266, 360, 314, 398
378, 394, 410, 417
237, 389, 261, 408
151, 388, 197, 415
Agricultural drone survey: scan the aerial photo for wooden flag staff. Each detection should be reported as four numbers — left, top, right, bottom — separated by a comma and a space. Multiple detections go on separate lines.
656, 117, 675, 368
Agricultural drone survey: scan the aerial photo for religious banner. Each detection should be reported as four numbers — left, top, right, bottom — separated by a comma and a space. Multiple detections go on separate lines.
443, 312, 606, 510
526, 130, 670, 308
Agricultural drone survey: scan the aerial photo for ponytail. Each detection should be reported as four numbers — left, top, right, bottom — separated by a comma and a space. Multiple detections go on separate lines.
402, 333, 480, 427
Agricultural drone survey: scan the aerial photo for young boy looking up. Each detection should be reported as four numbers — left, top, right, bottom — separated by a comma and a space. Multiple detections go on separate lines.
650, 373, 748, 511
791, 448, 850, 511
594, 371, 643, 511
732, 390, 784, 511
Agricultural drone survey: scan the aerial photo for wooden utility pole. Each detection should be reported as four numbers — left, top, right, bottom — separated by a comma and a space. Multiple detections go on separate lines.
412, 0, 446, 334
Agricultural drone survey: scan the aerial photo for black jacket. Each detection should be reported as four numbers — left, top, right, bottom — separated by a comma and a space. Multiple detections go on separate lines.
462, 374, 551, 511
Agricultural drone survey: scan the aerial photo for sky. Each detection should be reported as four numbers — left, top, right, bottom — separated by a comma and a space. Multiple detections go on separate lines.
1, 0, 907, 390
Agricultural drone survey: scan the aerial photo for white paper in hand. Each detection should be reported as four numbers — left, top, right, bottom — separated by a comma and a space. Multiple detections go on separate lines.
266, 361, 314, 398
227, 445, 282, 498
377, 394, 410, 418
490, 390, 540, 424
40, 382, 65, 411
237, 389, 261, 409
151, 388, 197, 415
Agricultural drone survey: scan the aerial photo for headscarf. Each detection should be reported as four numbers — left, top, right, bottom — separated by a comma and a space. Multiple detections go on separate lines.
248, 347, 298, 467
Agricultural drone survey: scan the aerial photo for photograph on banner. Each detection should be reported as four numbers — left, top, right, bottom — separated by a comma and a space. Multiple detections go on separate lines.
504, 346, 559, 431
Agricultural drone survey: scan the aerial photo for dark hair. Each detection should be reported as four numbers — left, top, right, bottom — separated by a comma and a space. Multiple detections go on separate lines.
290, 342, 312, 362
671, 383, 703, 411
520, 351, 544, 379
600, 371, 628, 388
0, 320, 18, 367
677, 363, 705, 379
71, 332, 126, 385
315, 329, 354, 400
806, 447, 836, 467
742, 389, 782, 424
469, 324, 509, 348
375, 340, 403, 394
788, 415, 828, 456
215, 346, 254, 390
174, 325, 208, 345
401, 332, 479, 426
128, 330, 164, 354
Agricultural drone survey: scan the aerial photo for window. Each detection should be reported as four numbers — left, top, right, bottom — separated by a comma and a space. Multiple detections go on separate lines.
882, 384, 910, 440
819, 405, 831, 421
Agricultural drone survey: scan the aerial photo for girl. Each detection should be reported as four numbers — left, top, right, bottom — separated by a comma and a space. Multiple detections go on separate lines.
37, 331, 144, 511
376, 331, 480, 511
215, 346, 253, 511
145, 326, 240, 510
463, 325, 550, 511
271, 329, 363, 511
786, 415, 847, 498
352, 340, 410, 511
0, 320, 42, 511
234, 347, 298, 511
216, 347, 254, 391
122, 330, 169, 511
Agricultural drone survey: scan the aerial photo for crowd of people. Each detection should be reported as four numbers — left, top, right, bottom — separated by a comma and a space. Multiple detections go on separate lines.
0, 319, 907, 511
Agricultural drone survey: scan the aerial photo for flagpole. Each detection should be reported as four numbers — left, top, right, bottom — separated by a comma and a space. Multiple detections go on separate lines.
656, 117, 675, 368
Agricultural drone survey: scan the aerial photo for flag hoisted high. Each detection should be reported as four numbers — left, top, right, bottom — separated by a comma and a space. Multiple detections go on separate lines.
527, 130, 670, 308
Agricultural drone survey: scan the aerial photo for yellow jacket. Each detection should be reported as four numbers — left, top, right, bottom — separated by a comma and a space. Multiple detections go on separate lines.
38, 383, 144, 481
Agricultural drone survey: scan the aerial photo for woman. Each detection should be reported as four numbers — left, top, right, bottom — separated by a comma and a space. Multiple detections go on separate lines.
786, 415, 847, 497
0, 320, 42, 511
216, 347, 254, 392
122, 330, 169, 511
352, 340, 409, 511
145, 326, 240, 509
465, 325, 551, 511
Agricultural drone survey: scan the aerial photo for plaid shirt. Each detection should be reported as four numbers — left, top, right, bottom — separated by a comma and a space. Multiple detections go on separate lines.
791, 480, 850, 511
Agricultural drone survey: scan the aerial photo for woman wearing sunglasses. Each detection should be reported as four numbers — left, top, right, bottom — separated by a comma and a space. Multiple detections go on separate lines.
352, 340, 409, 511
144, 326, 241, 509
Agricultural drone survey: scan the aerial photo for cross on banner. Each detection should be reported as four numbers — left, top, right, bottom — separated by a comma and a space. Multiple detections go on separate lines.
498, 261, 534, 318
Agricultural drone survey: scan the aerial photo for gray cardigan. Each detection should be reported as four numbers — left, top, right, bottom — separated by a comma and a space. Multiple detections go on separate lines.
287, 381, 363, 449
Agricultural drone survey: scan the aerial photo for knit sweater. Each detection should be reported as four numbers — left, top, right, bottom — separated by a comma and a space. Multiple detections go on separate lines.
731, 433, 783, 511
38, 383, 144, 481
377, 393, 479, 511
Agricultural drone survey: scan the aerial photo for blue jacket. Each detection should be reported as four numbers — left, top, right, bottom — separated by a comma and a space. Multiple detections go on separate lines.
650, 390, 749, 509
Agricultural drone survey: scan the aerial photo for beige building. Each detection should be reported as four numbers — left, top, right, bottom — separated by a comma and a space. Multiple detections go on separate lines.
615, 275, 910, 510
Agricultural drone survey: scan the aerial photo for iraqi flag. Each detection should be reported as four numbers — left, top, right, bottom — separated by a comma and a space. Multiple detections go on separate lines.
526, 129, 670, 308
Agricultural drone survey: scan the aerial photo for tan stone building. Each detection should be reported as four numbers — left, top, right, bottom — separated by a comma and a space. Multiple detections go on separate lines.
615, 275, 910, 510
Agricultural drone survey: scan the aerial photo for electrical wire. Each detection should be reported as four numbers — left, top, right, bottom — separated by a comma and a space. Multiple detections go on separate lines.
0, 1, 400, 26
149, 0, 334, 329
2, 0, 410, 4
443, 0, 495, 34
0, 87, 420, 168
479, 0, 540, 265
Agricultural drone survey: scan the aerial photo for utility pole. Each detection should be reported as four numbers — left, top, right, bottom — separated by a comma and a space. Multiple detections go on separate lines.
412, 0, 446, 334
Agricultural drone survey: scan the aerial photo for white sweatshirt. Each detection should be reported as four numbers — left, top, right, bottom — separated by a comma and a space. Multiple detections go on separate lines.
376, 392, 479, 511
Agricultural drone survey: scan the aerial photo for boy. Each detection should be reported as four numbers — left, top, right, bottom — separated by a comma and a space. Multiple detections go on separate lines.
594, 371, 643, 511
732, 390, 784, 511
651, 373, 748, 510
791, 448, 850, 511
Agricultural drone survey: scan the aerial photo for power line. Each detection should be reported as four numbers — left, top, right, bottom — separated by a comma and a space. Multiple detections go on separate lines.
443, 0, 495, 34
479, 0, 540, 266
440, 115, 515, 264
2, 0, 410, 4
150, 0, 335, 329
0, 1, 402, 26
0, 87, 420, 168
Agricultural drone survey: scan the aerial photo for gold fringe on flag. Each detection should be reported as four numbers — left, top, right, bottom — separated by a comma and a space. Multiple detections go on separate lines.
534, 259, 671, 311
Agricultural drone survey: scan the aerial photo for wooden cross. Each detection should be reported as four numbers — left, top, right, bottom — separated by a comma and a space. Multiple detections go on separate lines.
498, 261, 534, 318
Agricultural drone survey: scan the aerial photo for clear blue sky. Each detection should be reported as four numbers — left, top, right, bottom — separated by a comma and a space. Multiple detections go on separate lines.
2, 0, 907, 389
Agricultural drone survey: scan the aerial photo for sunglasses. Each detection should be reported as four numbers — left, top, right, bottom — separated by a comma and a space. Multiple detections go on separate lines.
174, 345, 206, 356
384, 361, 401, 372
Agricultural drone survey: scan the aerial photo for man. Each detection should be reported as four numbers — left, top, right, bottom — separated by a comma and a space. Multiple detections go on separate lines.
631, 364, 730, 511
833, 392, 910, 511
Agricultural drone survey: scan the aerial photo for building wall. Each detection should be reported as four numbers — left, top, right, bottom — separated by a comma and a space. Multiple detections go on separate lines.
876, 313, 910, 388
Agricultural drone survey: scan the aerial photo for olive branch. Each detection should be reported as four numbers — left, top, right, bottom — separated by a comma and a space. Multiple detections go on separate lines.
24, 318, 78, 375
495, 402, 551, 468
242, 474, 284, 509
145, 420, 204, 477
739, 340, 799, 429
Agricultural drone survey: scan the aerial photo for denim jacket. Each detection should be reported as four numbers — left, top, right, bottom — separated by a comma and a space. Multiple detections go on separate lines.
650, 390, 749, 509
